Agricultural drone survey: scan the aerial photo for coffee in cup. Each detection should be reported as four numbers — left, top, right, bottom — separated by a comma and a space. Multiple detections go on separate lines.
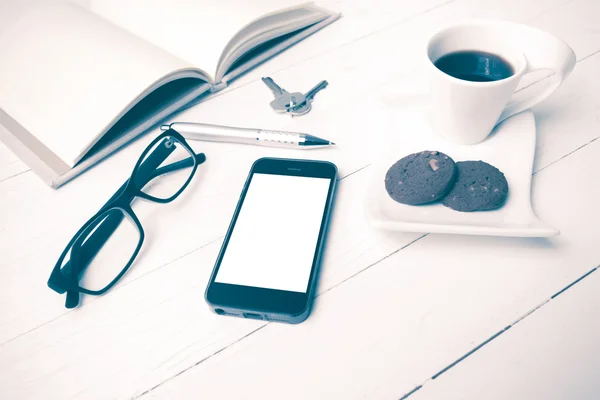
434, 50, 514, 82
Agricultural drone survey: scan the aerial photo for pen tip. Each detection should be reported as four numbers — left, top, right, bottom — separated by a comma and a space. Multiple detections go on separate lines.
330, 142, 336, 145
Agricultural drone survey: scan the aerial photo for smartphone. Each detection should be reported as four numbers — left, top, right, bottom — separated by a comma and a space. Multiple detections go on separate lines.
205, 157, 337, 324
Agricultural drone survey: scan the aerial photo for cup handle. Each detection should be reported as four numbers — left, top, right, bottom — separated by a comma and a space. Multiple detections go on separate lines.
498, 24, 576, 123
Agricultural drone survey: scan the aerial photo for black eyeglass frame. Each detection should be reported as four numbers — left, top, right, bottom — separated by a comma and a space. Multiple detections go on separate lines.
47, 129, 205, 305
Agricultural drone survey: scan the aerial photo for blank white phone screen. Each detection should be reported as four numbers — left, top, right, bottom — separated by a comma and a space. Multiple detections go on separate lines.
215, 173, 331, 293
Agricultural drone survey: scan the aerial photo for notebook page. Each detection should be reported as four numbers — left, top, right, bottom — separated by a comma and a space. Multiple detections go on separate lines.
90, 0, 309, 79
217, 5, 329, 80
0, 2, 196, 167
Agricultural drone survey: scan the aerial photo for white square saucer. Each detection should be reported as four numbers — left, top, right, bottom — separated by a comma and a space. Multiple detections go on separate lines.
365, 92, 559, 238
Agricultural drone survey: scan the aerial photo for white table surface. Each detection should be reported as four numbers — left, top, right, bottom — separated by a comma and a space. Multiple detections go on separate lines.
1, 0, 599, 399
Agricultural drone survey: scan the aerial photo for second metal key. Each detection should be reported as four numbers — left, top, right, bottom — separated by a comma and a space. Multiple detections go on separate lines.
289, 80, 329, 116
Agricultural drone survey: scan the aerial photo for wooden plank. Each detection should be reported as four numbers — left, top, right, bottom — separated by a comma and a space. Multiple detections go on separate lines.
411, 268, 600, 400
0, 139, 27, 182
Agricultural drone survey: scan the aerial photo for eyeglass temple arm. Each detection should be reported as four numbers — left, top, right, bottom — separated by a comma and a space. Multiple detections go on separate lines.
147, 152, 205, 180
64, 142, 176, 306
63, 151, 204, 307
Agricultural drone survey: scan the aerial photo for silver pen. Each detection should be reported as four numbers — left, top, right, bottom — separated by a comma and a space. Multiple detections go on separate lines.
160, 122, 335, 149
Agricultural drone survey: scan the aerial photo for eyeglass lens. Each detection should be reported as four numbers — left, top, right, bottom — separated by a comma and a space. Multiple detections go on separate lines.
61, 208, 141, 292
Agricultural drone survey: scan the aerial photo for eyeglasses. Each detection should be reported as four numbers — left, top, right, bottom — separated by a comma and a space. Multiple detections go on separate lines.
47, 129, 205, 308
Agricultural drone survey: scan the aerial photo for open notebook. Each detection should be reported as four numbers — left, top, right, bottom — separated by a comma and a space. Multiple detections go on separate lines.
0, 1, 340, 188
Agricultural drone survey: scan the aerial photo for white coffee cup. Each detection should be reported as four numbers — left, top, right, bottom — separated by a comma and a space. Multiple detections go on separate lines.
426, 20, 576, 145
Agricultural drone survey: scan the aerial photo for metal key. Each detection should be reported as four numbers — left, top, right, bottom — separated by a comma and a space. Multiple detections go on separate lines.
262, 77, 306, 113
290, 80, 329, 116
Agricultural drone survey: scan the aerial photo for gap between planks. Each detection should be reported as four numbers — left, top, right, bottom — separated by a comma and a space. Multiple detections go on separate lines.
0, 235, 225, 348
135, 324, 269, 399
398, 266, 600, 399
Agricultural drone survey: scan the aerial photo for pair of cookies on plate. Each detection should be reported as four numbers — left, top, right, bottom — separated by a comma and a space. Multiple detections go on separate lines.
384, 150, 508, 212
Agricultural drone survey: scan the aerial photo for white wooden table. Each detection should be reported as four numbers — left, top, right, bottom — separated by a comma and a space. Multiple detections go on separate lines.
1, 0, 600, 399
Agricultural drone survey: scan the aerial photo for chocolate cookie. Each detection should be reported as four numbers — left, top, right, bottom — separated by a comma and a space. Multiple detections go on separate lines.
441, 161, 508, 212
385, 150, 456, 205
